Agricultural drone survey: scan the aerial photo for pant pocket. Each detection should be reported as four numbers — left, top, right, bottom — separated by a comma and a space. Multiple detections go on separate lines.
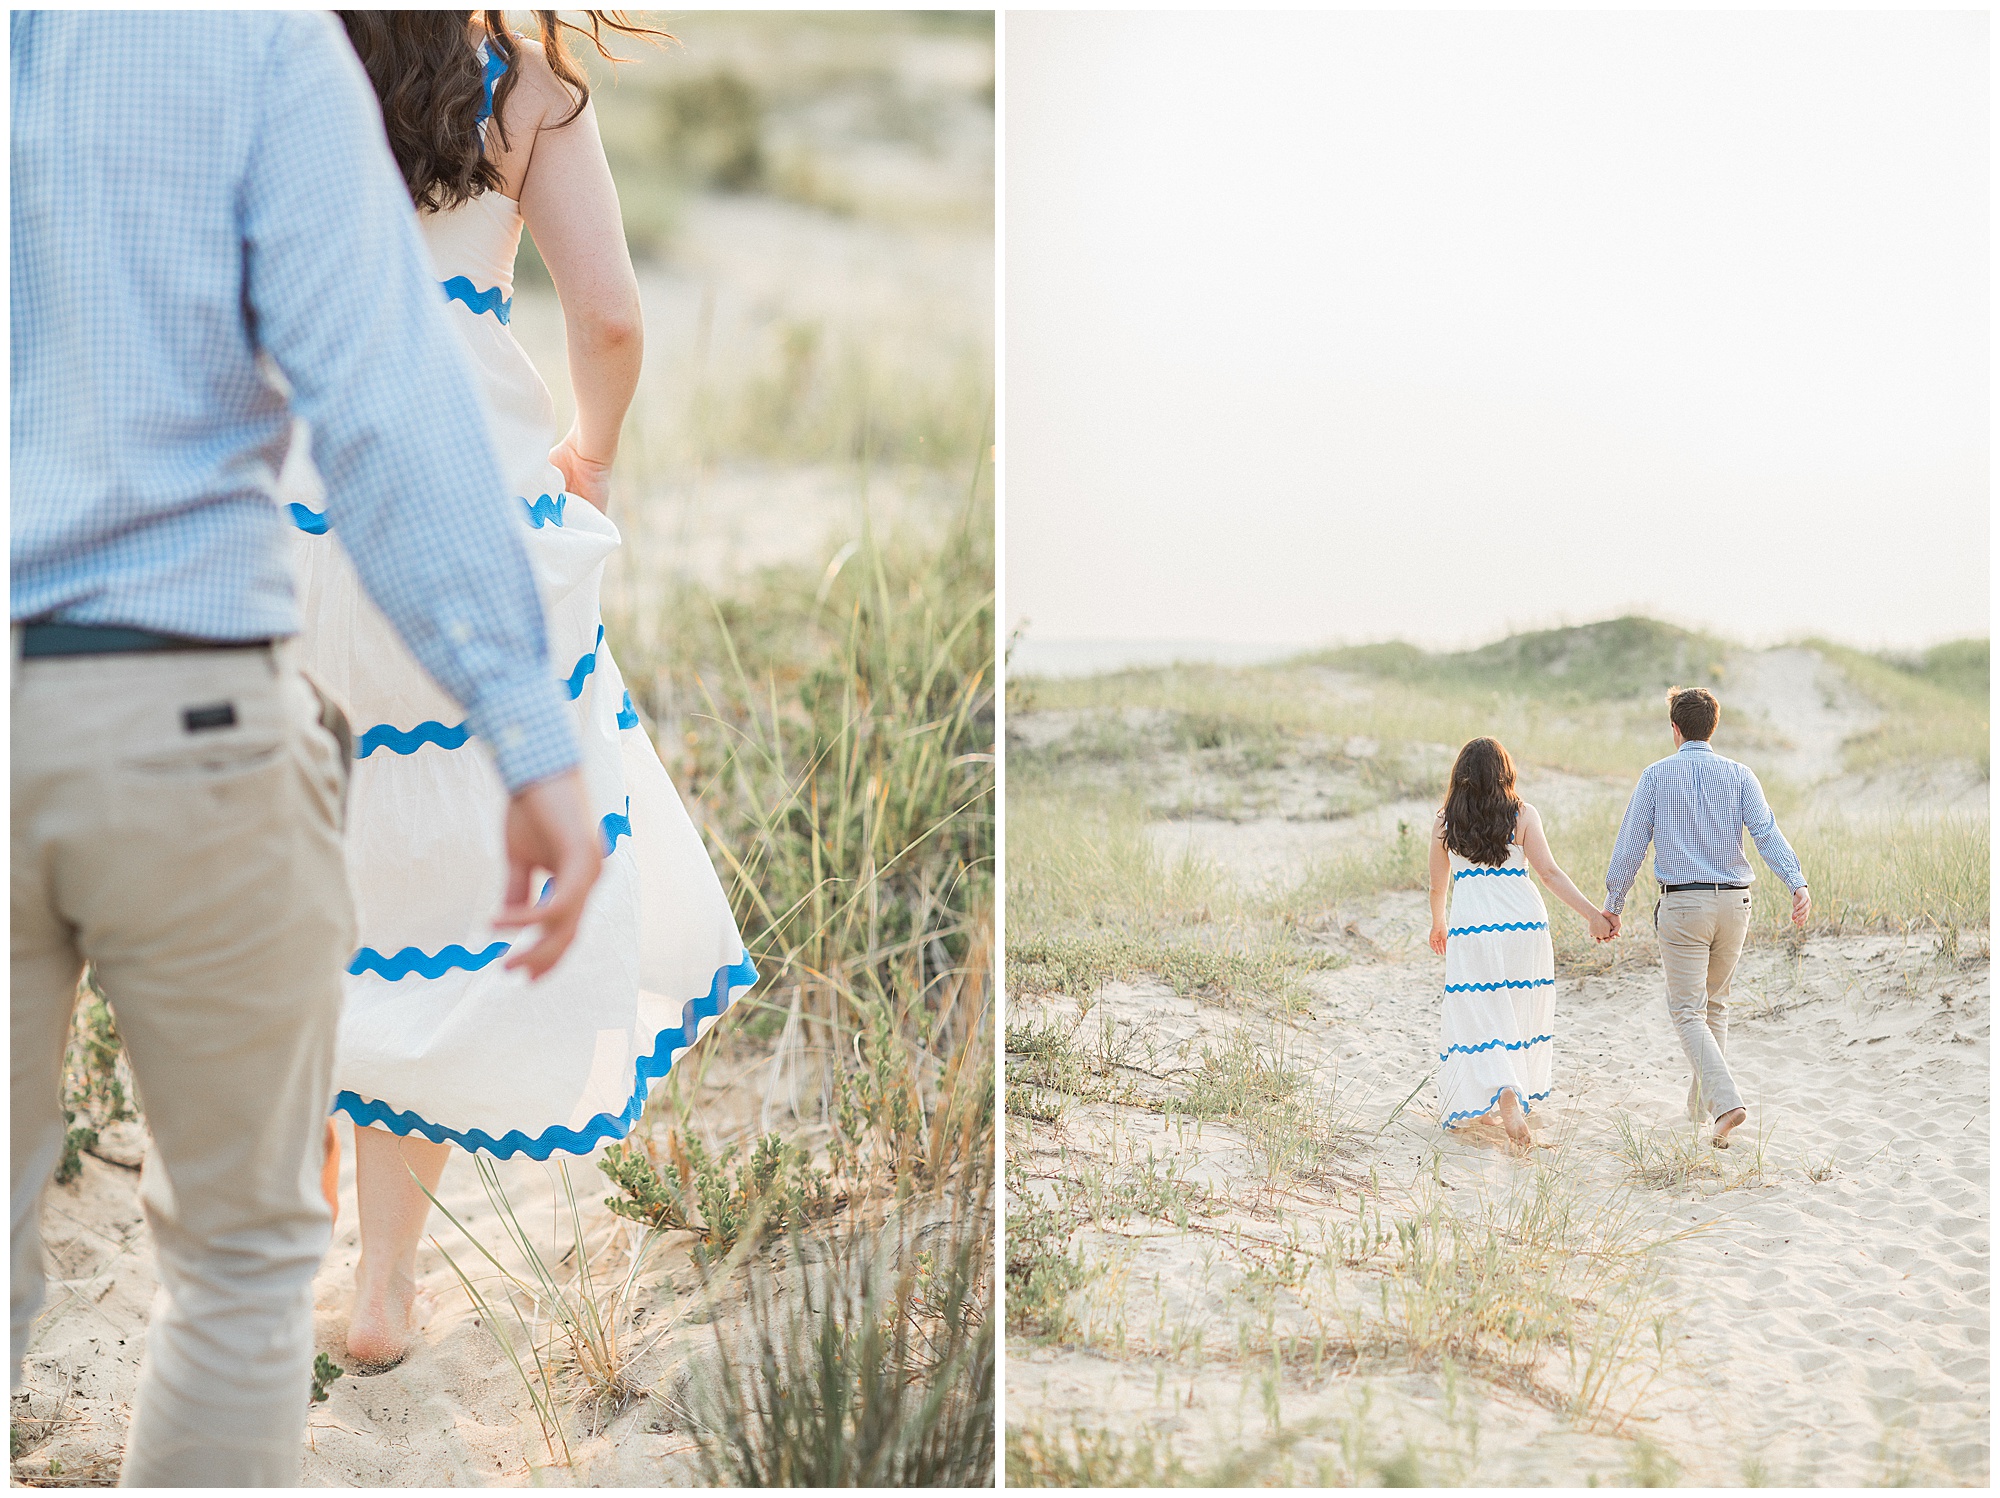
298, 677, 352, 833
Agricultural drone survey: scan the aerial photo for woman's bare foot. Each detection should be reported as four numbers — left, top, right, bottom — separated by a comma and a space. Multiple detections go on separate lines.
347, 1126, 451, 1370
346, 1260, 420, 1369
1496, 1089, 1532, 1152
1712, 1106, 1747, 1149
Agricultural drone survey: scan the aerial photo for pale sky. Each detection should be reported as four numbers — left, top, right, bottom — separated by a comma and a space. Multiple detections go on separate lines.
1006, 10, 1988, 652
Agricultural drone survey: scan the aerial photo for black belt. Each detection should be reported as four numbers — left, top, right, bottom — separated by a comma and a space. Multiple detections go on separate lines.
19, 623, 274, 659
1661, 882, 1748, 893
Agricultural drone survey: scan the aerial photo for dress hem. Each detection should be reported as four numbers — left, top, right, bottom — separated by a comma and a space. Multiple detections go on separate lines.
331, 950, 758, 1160
1441, 1084, 1552, 1130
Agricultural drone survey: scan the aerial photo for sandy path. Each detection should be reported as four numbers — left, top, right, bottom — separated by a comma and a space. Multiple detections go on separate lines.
1006, 907, 1990, 1485
1721, 646, 1879, 786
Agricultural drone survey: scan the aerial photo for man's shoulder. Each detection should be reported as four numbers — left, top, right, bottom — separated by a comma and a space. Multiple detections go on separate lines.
41, 10, 352, 103
81, 8, 339, 59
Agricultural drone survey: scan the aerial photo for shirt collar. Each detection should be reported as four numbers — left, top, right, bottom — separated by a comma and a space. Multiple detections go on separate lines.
1677, 739, 1716, 755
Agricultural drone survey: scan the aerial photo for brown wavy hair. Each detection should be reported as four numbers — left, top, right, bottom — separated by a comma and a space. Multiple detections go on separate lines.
1440, 737, 1522, 867
337, 11, 670, 213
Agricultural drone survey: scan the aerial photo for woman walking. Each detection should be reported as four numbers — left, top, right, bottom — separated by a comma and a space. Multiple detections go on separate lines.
285, 11, 754, 1366
1427, 737, 1609, 1149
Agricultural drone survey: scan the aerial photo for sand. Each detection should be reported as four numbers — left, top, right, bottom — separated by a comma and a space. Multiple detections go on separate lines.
1008, 915, 1989, 1485
10, 1036, 795, 1487
1005, 646, 1989, 1485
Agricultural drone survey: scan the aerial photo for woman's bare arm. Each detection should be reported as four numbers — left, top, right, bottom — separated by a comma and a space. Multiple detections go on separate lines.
1519, 803, 1611, 936
1427, 809, 1451, 955
500, 42, 642, 509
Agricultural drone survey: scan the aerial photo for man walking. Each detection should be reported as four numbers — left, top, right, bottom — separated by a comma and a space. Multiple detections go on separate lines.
12, 13, 600, 1484
1604, 686, 1810, 1147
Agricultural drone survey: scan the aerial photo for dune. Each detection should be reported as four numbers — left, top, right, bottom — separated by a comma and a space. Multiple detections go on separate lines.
1005, 635, 1989, 1486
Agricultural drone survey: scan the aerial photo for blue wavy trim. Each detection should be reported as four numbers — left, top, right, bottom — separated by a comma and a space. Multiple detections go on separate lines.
1447, 921, 1548, 936
350, 631, 605, 756
1440, 1033, 1554, 1061
440, 276, 512, 325
1442, 1085, 1553, 1130
617, 691, 640, 730
330, 951, 759, 1159
349, 940, 510, 981
288, 502, 328, 535
1453, 866, 1528, 881
600, 797, 632, 856
522, 492, 567, 528
563, 625, 605, 700
358, 718, 471, 758
352, 624, 600, 752
1445, 978, 1556, 994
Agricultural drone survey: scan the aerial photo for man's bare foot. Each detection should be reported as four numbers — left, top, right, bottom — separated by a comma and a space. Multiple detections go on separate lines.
1712, 1107, 1747, 1149
347, 1262, 421, 1369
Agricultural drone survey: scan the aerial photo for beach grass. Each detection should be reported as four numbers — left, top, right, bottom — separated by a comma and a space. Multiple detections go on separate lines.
1005, 784, 1348, 1010
1014, 662, 1671, 785
1009, 629, 1987, 980
482, 35, 998, 1461
588, 490, 994, 1473
1807, 639, 1990, 776
368, 499, 996, 1474
685, 1169, 994, 1485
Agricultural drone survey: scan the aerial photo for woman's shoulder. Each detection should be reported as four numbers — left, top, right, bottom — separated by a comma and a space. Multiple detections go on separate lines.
1512, 801, 1540, 840
493, 36, 583, 137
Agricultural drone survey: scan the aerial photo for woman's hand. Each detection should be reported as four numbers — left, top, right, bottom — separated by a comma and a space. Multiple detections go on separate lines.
1429, 922, 1448, 957
1587, 908, 1614, 942
550, 431, 614, 512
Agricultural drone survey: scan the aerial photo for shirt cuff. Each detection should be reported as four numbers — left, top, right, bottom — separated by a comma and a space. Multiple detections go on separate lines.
1604, 890, 1627, 915
464, 672, 581, 793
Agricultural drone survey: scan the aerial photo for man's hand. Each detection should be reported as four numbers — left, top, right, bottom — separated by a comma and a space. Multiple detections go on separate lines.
1603, 909, 1621, 940
1791, 885, 1811, 928
496, 769, 602, 979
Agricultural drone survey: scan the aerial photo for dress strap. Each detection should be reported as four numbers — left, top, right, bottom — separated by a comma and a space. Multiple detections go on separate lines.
475, 40, 509, 129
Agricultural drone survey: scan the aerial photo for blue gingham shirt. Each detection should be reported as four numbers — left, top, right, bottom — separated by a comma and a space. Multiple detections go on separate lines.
10, 11, 576, 793
1604, 740, 1806, 913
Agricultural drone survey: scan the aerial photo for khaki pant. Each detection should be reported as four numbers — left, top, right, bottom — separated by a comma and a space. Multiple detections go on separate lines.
11, 643, 353, 1487
1654, 887, 1753, 1122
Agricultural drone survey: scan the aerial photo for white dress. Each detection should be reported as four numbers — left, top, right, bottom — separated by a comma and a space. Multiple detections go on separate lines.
1438, 840, 1556, 1128
279, 86, 753, 1159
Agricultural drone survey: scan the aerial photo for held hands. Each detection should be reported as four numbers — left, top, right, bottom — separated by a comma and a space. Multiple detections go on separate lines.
1792, 885, 1812, 927
550, 430, 614, 512
496, 769, 603, 979
1591, 909, 1620, 942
